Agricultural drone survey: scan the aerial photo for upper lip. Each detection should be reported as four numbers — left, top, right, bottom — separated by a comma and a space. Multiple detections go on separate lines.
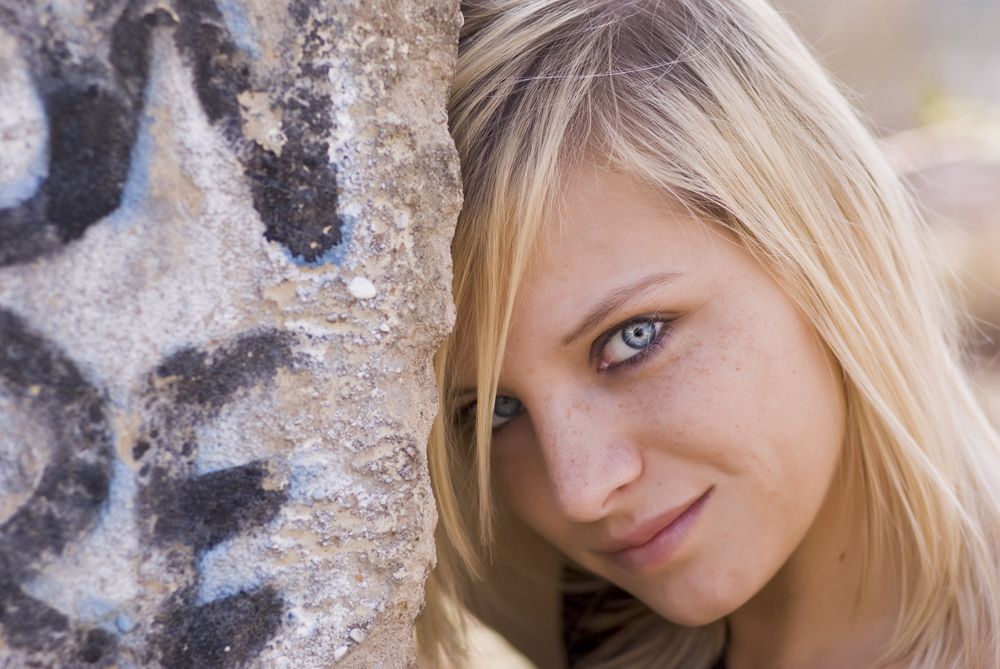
597, 489, 710, 554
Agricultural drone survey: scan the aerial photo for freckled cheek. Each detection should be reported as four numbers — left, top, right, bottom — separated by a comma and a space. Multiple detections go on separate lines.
492, 427, 553, 516
642, 347, 830, 525
687, 315, 843, 542
630, 331, 765, 472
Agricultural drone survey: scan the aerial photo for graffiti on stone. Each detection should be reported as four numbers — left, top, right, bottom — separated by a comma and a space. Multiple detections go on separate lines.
0, 0, 345, 269
135, 331, 295, 668
0, 0, 459, 665
0, 313, 295, 666
0, 1, 168, 267
172, 0, 345, 264
0, 308, 115, 658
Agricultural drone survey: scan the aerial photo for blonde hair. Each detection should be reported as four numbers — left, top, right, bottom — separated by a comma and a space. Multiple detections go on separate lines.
419, 0, 1000, 666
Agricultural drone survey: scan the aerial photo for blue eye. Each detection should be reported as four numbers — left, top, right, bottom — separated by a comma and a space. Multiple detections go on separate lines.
622, 321, 659, 349
493, 395, 524, 429
599, 319, 664, 370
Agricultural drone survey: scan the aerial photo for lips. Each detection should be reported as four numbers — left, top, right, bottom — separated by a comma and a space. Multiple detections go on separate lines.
601, 488, 712, 574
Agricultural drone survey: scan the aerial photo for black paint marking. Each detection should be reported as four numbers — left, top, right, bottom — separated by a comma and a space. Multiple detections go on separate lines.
149, 461, 287, 552
133, 439, 151, 460
130, 328, 295, 665
0, 314, 294, 663
79, 627, 116, 664
0, 308, 113, 578
154, 330, 295, 408
244, 128, 342, 262
173, 0, 343, 263
0, 0, 324, 657
158, 586, 283, 669
139, 331, 293, 550
172, 0, 250, 133
0, 581, 70, 652
2, 0, 344, 268
0, 2, 175, 267
0, 308, 114, 653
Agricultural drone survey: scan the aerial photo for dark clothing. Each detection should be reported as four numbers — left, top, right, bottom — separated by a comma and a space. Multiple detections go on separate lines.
562, 564, 728, 668
562, 566, 634, 665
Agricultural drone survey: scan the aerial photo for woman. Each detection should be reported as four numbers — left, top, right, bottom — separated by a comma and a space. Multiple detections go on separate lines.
418, 0, 1000, 667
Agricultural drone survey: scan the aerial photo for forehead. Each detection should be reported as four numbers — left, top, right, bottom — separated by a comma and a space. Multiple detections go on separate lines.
449, 164, 739, 385
520, 165, 723, 308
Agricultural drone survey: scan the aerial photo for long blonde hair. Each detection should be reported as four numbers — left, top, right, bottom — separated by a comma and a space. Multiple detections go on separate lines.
419, 0, 1000, 666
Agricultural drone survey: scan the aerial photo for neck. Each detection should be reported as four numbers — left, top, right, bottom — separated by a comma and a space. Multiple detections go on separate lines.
724, 461, 900, 669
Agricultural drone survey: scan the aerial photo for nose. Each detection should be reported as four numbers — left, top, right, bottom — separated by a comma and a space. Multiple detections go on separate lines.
532, 389, 643, 523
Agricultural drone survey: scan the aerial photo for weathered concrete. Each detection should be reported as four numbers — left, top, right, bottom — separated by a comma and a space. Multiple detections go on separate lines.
0, 0, 461, 667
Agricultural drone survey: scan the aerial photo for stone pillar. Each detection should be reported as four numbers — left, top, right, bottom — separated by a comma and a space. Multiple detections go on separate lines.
0, 0, 460, 666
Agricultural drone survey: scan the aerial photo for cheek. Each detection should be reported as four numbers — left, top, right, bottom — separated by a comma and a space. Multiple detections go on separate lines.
660, 291, 844, 478
636, 300, 845, 607
492, 422, 553, 525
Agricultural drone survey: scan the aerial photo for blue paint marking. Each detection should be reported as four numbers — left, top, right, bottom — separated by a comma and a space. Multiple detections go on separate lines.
76, 595, 117, 622
0, 49, 48, 209
0, 111, 48, 210
105, 107, 157, 232
283, 213, 356, 267
197, 538, 268, 605
216, 0, 262, 61
0, 171, 46, 210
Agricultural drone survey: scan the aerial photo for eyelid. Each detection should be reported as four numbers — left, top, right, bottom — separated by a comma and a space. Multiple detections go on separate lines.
592, 313, 673, 372
590, 313, 663, 359
452, 398, 478, 426
450, 395, 524, 432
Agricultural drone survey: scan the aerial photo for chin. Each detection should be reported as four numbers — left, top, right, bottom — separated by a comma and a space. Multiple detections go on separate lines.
649, 600, 730, 628
642, 568, 760, 627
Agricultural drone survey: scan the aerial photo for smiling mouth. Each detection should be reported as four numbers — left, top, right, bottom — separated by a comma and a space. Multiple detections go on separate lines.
605, 488, 712, 574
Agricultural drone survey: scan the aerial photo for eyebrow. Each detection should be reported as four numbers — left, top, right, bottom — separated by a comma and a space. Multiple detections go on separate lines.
560, 271, 685, 347
447, 271, 685, 401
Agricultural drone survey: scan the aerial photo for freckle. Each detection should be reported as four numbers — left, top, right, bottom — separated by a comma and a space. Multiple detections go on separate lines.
838, 551, 846, 562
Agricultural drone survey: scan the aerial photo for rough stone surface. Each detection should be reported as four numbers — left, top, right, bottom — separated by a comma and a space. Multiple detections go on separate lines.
0, 0, 461, 667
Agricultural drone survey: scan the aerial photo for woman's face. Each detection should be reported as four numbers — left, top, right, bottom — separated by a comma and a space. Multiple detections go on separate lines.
455, 165, 848, 625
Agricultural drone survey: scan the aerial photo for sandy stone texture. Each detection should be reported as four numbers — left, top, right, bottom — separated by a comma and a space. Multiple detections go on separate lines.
0, 0, 461, 667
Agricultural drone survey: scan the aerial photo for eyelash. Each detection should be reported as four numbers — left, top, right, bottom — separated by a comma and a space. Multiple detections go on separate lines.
593, 314, 673, 373
454, 315, 674, 433
452, 397, 522, 435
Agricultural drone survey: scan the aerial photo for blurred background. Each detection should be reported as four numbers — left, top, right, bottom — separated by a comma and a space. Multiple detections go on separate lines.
469, 0, 1000, 665
776, 0, 1000, 422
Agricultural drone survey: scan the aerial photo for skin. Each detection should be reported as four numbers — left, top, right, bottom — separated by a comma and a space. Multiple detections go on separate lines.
454, 164, 899, 668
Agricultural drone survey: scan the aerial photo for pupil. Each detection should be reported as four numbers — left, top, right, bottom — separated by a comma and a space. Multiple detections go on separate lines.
623, 322, 654, 349
495, 396, 521, 417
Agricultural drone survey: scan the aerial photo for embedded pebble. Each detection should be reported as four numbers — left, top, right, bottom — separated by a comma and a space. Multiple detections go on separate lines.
348, 276, 377, 299
349, 628, 365, 643
334, 645, 349, 662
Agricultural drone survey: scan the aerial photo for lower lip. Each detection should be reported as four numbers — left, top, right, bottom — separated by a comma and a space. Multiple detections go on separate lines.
611, 490, 711, 574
